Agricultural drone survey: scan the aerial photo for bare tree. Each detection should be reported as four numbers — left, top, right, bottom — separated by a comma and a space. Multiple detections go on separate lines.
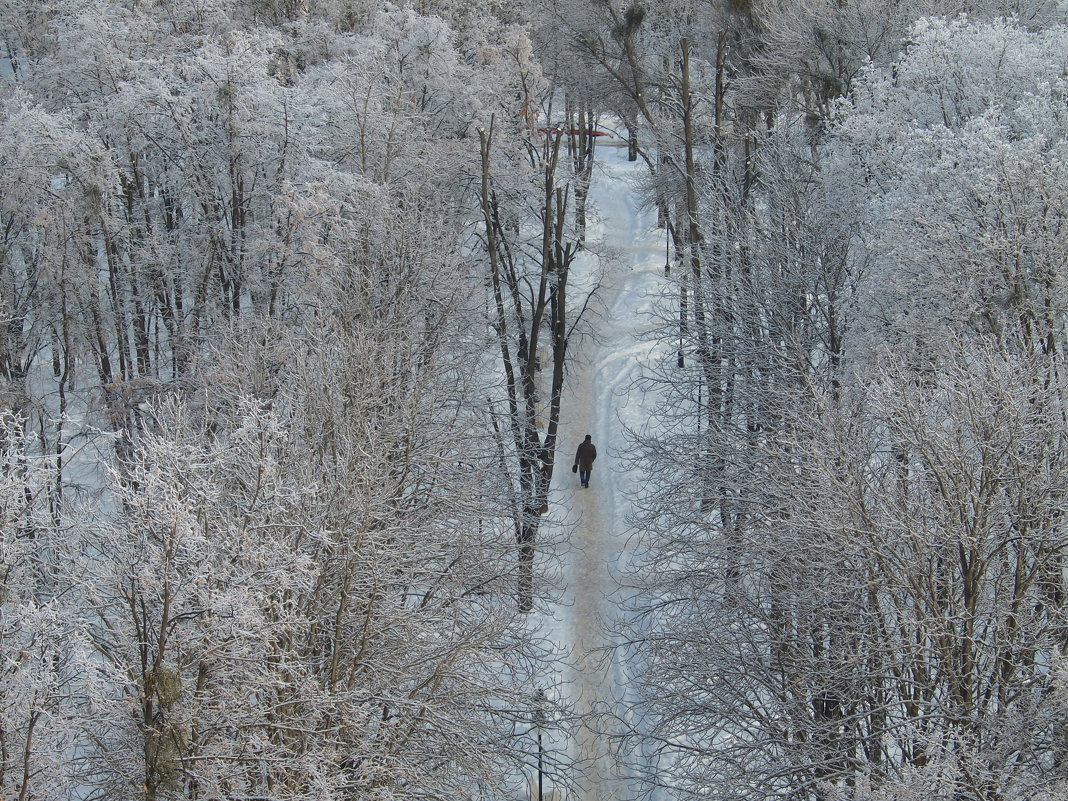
478, 113, 589, 612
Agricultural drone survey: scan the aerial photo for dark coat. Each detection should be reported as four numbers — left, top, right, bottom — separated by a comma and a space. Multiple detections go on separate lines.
575, 440, 597, 471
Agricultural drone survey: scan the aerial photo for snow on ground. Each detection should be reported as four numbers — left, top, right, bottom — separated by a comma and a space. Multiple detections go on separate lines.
535, 141, 669, 801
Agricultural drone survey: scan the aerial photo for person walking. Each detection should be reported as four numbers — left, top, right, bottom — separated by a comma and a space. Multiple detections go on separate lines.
573, 434, 597, 489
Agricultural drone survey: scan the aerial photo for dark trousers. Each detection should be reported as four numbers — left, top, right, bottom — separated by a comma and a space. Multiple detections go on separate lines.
579, 469, 591, 487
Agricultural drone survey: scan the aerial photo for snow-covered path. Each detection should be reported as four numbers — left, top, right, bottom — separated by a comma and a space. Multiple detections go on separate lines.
546, 142, 667, 801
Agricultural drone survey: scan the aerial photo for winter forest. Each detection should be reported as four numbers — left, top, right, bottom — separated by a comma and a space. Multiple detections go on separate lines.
4, 0, 1068, 799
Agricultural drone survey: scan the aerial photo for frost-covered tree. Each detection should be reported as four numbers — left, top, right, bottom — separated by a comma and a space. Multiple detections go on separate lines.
833, 17, 1068, 361
625, 342, 1068, 801
78, 167, 566, 799
0, 0, 581, 796
0, 413, 108, 800
620, 16, 1068, 801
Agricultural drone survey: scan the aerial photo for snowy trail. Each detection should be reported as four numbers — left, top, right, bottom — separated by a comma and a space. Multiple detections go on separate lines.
546, 143, 666, 801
